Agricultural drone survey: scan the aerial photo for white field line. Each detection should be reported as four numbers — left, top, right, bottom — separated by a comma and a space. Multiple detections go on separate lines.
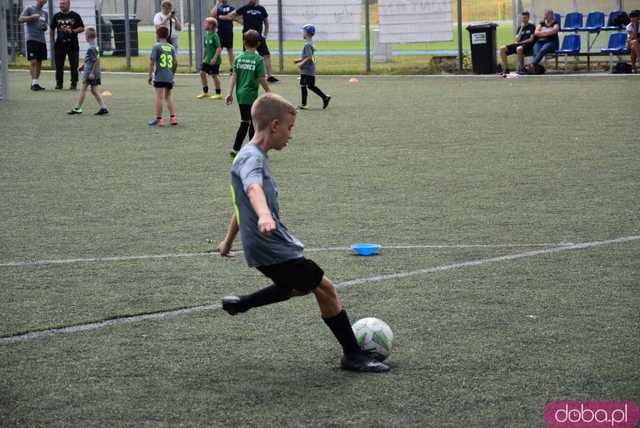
1, 235, 638, 346
0, 242, 575, 268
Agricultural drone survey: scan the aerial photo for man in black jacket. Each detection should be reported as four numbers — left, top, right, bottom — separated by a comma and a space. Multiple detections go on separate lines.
50, 0, 84, 90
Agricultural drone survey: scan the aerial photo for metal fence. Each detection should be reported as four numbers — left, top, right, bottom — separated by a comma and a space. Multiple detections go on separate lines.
0, 0, 9, 101
4, 0, 640, 75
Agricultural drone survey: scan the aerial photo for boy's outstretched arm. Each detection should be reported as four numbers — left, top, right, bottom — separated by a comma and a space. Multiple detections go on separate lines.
217, 213, 239, 256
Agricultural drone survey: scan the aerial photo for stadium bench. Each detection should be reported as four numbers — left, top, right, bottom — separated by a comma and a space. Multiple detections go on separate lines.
601, 32, 629, 72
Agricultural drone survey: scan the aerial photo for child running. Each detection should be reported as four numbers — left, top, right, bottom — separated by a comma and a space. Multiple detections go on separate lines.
293, 24, 330, 110
67, 28, 108, 115
225, 29, 270, 158
148, 26, 178, 126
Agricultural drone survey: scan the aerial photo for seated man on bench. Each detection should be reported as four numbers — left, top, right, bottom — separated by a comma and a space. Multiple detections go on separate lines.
530, 10, 560, 71
627, 10, 640, 73
499, 11, 536, 74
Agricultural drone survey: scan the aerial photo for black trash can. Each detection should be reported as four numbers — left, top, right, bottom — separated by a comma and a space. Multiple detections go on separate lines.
466, 23, 498, 74
110, 17, 140, 56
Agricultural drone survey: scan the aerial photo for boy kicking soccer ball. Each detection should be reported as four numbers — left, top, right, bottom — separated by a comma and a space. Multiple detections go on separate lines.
67, 28, 108, 115
217, 93, 389, 373
225, 29, 270, 158
148, 26, 178, 126
197, 17, 223, 100
293, 24, 330, 110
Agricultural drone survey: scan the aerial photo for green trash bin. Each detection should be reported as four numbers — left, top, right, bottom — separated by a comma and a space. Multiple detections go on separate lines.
466, 23, 498, 74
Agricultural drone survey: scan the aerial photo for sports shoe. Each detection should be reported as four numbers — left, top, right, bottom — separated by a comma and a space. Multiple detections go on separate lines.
69, 84, 77, 90
297, 105, 308, 110
67, 107, 82, 115
222, 296, 247, 315
209, 94, 223, 100
322, 96, 331, 110
169, 116, 178, 126
196, 92, 209, 99
229, 150, 238, 159
267, 76, 279, 83
341, 352, 390, 373
31, 84, 45, 91
94, 108, 109, 115
55, 85, 63, 90
148, 118, 164, 126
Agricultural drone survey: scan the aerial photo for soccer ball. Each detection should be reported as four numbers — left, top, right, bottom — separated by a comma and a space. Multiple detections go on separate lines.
352, 317, 394, 362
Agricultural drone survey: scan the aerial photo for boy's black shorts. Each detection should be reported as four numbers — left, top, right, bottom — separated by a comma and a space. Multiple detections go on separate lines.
200, 62, 220, 75
257, 257, 325, 293
219, 30, 233, 49
27, 40, 47, 61
505, 42, 533, 56
300, 74, 315, 87
83, 77, 101, 87
153, 81, 173, 89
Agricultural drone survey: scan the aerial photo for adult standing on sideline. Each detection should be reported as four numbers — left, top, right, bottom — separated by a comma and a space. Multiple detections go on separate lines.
19, 0, 49, 91
51, 0, 84, 90
219, 0, 279, 83
154, 0, 182, 50
211, 0, 236, 73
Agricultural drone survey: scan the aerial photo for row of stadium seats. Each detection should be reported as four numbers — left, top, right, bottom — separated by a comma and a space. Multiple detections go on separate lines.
553, 10, 630, 33
549, 32, 629, 71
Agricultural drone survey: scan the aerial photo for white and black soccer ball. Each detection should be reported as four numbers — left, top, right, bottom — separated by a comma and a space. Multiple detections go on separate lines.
352, 317, 394, 362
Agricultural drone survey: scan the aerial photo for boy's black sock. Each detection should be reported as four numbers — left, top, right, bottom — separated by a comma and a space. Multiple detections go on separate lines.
233, 121, 250, 151
203, 85, 208, 93
248, 122, 255, 140
170, 114, 175, 118
300, 86, 308, 105
323, 309, 361, 356
240, 285, 291, 310
215, 88, 221, 94
309, 85, 328, 100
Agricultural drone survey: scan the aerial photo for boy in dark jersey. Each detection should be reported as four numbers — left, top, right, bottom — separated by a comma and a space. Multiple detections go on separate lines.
148, 27, 178, 126
197, 17, 223, 99
216, 92, 389, 373
225, 30, 270, 158
211, 0, 235, 73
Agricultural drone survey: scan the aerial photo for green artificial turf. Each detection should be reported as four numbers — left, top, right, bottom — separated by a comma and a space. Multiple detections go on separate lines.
0, 72, 638, 427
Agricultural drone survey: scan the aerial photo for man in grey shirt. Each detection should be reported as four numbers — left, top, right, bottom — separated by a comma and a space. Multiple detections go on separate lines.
19, 0, 49, 90
217, 93, 388, 373
294, 24, 329, 110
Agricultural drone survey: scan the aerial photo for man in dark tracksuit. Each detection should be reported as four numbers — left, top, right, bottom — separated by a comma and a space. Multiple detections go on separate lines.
50, 0, 84, 89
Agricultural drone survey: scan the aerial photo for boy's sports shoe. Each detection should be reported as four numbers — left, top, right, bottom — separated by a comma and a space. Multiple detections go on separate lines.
209, 94, 223, 100
67, 107, 82, 115
229, 150, 238, 159
222, 296, 247, 315
267, 76, 279, 83
196, 93, 209, 99
322, 96, 331, 110
94, 108, 109, 115
169, 116, 178, 126
297, 105, 308, 110
341, 352, 390, 373
148, 118, 164, 126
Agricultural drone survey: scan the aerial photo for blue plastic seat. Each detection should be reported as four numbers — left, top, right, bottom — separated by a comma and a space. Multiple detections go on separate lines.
601, 32, 629, 54
603, 10, 627, 30
554, 13, 562, 28
557, 34, 581, 54
562, 12, 582, 31
580, 11, 605, 32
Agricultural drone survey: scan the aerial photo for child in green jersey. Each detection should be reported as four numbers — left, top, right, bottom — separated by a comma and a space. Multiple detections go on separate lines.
225, 29, 270, 158
197, 17, 223, 100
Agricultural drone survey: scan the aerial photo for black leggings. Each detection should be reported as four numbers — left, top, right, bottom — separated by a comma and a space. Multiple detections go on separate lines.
233, 104, 254, 152
300, 74, 327, 105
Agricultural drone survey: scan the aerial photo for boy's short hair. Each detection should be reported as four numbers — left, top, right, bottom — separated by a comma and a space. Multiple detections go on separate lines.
630, 10, 640, 18
251, 93, 297, 132
85, 27, 96, 39
243, 30, 261, 48
157, 26, 170, 40
161, 0, 173, 8
205, 16, 218, 27
521, 11, 530, 16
